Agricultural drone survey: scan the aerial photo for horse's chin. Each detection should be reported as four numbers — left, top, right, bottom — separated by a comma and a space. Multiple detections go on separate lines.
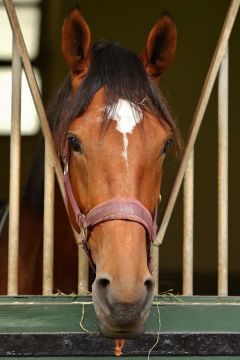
99, 323, 144, 339
92, 289, 151, 339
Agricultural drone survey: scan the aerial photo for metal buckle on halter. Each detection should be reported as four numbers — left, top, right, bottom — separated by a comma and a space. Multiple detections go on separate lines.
81, 227, 88, 243
63, 162, 69, 175
79, 214, 88, 242
79, 213, 87, 228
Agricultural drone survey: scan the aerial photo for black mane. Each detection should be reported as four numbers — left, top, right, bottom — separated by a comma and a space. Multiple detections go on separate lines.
24, 40, 180, 213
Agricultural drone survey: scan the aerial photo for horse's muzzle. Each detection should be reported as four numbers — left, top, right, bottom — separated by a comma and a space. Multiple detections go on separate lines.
92, 276, 154, 339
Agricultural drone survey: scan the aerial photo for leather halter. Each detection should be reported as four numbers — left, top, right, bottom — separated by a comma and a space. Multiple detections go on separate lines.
62, 140, 160, 269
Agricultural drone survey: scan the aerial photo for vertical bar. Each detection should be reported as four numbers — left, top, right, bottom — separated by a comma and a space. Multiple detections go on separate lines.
42, 142, 55, 295
155, 0, 240, 246
183, 151, 194, 295
4, 0, 65, 202
78, 246, 89, 295
8, 36, 21, 295
4, 1, 89, 296
218, 45, 228, 296
152, 246, 159, 294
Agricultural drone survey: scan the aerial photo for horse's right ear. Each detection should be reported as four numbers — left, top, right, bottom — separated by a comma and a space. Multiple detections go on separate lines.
61, 6, 91, 76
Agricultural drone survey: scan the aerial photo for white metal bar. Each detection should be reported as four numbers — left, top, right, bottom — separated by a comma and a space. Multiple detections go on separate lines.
42, 142, 55, 295
183, 151, 194, 295
78, 246, 89, 295
218, 45, 229, 296
152, 246, 159, 294
8, 35, 21, 295
155, 0, 239, 246
4, 0, 65, 201
4, 0, 84, 238
4, 1, 90, 294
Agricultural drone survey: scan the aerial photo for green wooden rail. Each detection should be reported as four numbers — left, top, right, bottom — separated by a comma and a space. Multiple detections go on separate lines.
0, 295, 240, 359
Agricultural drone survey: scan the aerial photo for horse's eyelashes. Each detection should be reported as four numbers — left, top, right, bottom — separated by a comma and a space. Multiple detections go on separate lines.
68, 135, 83, 154
162, 138, 173, 155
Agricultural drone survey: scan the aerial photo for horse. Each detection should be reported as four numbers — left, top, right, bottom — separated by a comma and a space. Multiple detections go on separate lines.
0, 6, 180, 338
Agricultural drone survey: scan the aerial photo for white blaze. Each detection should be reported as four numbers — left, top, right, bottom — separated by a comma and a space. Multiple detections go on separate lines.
109, 99, 142, 165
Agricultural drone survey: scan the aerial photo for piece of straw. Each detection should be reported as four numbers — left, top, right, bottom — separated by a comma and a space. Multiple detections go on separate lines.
79, 303, 89, 332
147, 304, 161, 360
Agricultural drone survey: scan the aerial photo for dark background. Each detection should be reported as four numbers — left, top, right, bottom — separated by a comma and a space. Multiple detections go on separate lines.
0, 0, 239, 294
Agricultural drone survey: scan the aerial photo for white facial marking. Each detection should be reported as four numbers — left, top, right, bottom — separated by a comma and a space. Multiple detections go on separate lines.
109, 99, 142, 166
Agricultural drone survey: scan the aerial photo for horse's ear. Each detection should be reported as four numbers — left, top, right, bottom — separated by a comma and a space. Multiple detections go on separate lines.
61, 6, 91, 75
142, 12, 177, 80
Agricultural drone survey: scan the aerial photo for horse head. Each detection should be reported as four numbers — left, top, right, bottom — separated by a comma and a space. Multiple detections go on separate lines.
58, 7, 178, 338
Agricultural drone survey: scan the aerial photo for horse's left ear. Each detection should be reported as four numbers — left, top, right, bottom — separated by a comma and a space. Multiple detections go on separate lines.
61, 6, 91, 75
142, 12, 177, 80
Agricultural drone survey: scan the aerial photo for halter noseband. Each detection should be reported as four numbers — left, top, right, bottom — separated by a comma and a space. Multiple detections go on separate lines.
62, 141, 160, 269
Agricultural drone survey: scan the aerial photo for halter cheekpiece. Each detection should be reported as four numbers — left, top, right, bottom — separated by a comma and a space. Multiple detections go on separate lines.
62, 140, 160, 269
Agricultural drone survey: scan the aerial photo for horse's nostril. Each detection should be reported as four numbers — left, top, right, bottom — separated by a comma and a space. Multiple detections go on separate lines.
98, 277, 111, 289
144, 277, 154, 291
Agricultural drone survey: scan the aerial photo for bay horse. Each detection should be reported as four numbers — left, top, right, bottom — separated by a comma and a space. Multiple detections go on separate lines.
0, 7, 180, 338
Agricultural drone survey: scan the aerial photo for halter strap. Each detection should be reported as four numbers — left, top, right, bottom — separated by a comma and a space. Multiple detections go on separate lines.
85, 198, 157, 241
62, 141, 160, 268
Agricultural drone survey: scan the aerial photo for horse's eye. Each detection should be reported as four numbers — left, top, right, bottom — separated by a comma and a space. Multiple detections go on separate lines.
68, 135, 83, 153
162, 138, 173, 155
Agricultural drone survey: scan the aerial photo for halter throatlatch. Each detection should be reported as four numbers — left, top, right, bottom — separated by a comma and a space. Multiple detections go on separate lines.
62, 141, 160, 269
